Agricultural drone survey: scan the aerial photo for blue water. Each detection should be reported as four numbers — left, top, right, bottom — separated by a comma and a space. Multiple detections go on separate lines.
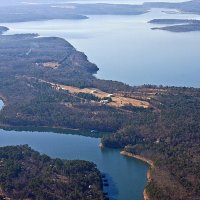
0, 128, 148, 200
2, 8, 200, 87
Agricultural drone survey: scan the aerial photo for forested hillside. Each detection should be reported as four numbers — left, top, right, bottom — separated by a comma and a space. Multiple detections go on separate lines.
0, 145, 104, 200
102, 86, 200, 200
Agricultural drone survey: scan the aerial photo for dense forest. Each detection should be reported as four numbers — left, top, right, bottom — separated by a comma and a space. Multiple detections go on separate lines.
0, 27, 200, 200
0, 145, 104, 200
102, 87, 200, 200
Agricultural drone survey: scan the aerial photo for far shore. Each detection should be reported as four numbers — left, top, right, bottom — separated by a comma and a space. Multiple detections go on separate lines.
120, 150, 154, 200
0, 124, 110, 139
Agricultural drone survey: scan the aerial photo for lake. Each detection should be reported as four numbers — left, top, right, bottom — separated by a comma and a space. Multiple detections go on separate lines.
2, 8, 200, 88
0, 128, 148, 200
0, 3, 199, 199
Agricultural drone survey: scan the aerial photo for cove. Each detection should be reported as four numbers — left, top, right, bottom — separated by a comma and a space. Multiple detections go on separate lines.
0, 127, 148, 200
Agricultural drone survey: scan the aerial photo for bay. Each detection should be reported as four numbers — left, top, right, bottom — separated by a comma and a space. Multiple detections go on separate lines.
0, 128, 148, 200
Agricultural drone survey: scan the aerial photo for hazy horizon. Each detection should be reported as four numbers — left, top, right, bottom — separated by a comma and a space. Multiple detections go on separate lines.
0, 0, 187, 6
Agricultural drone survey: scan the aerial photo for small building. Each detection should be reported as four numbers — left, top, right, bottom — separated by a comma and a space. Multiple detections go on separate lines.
91, 90, 97, 94
107, 94, 114, 98
91, 130, 97, 133
100, 100, 109, 104
155, 138, 160, 144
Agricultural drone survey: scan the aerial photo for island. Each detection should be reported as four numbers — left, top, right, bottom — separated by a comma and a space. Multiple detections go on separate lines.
0, 145, 104, 200
0, 24, 199, 200
149, 19, 200, 32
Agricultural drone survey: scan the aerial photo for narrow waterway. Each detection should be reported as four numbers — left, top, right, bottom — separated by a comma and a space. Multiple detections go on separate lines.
0, 128, 148, 200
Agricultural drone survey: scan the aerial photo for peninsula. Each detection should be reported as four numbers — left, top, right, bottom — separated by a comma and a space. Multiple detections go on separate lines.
0, 145, 104, 200
0, 25, 199, 200
149, 19, 200, 32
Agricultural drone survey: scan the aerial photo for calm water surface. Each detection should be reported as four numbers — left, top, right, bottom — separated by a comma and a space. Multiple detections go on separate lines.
2, 8, 200, 87
0, 128, 148, 200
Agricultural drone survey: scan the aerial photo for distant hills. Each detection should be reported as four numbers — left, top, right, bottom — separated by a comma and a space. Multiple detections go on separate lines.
0, 0, 199, 23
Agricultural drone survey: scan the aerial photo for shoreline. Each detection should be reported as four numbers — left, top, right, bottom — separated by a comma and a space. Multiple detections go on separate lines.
0, 94, 7, 104
0, 124, 109, 139
0, 94, 7, 112
0, 124, 80, 132
120, 150, 154, 200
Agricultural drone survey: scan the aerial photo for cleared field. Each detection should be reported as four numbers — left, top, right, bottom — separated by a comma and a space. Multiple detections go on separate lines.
54, 84, 150, 108
22, 76, 150, 108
